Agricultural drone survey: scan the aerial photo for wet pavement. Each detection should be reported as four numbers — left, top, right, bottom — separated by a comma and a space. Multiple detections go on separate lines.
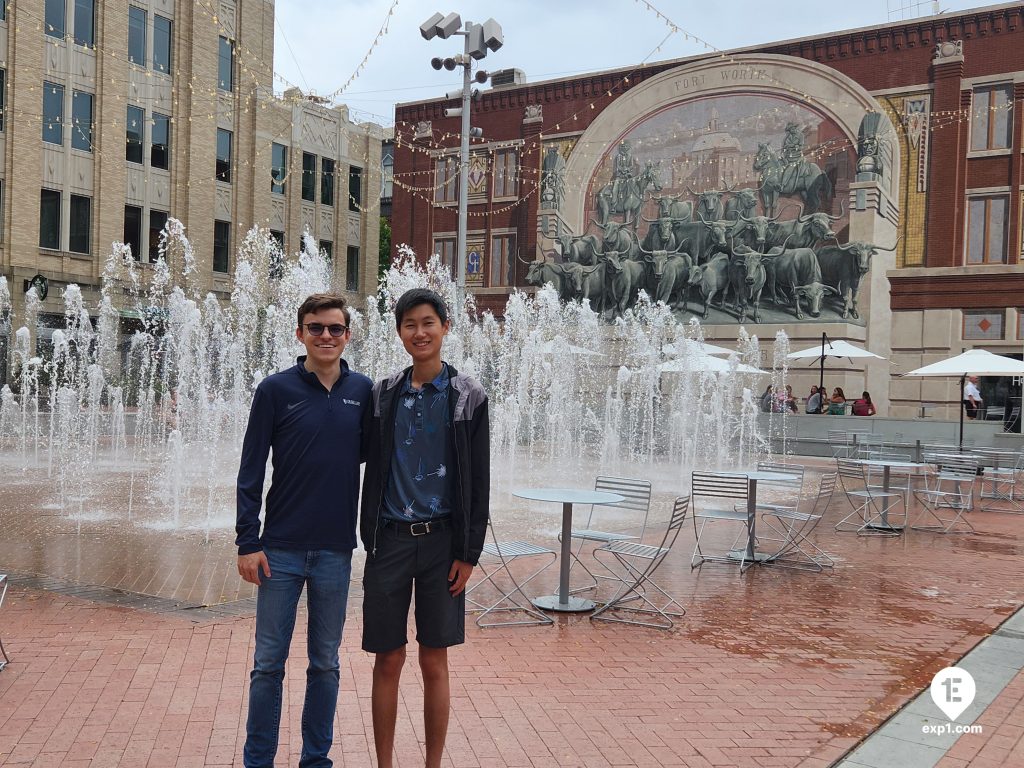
2, 463, 1024, 766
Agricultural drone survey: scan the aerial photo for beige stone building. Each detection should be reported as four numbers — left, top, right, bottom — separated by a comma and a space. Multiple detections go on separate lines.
0, 0, 382, 368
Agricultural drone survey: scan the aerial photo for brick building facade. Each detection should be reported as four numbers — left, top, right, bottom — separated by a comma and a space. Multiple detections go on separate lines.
0, 0, 382, 377
391, 2, 1024, 419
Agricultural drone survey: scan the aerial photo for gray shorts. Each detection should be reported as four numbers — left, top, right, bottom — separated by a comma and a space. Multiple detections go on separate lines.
361, 519, 465, 653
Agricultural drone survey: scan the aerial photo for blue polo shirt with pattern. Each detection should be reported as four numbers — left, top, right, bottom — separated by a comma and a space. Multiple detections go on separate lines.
382, 364, 453, 523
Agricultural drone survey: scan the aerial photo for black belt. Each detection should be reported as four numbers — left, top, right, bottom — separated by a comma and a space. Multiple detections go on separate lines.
381, 518, 452, 536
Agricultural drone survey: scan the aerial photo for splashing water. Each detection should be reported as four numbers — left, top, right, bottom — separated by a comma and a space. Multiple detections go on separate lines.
0, 230, 787, 533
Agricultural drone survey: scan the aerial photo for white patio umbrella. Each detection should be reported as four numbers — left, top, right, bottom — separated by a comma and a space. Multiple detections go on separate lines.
902, 349, 1024, 450
663, 339, 733, 357
537, 337, 605, 357
787, 332, 886, 404
659, 354, 765, 376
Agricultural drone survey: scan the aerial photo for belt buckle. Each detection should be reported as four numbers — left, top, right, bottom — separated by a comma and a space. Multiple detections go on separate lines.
410, 521, 430, 536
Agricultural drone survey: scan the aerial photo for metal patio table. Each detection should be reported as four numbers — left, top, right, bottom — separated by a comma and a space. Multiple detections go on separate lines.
512, 487, 625, 612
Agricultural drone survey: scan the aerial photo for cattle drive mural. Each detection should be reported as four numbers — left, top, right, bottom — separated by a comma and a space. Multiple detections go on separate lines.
531, 93, 884, 327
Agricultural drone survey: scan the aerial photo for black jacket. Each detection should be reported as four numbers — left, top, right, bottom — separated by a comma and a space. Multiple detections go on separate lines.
360, 363, 489, 565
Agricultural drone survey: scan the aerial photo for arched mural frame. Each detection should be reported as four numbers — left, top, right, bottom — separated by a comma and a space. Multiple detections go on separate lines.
561, 53, 900, 232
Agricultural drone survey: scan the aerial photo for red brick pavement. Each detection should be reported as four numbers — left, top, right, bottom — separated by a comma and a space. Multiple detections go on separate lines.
2, 499, 1024, 767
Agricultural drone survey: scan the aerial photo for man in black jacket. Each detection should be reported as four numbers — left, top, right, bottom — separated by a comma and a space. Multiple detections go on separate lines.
360, 288, 489, 768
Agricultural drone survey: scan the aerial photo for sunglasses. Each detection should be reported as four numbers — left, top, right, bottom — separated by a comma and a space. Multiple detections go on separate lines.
301, 323, 349, 337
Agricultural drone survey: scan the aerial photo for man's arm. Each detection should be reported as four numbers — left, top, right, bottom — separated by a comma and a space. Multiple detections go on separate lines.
236, 386, 273, 581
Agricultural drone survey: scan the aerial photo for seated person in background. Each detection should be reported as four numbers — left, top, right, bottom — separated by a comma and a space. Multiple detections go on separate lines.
828, 387, 847, 415
806, 385, 822, 414
852, 390, 877, 416
783, 385, 799, 413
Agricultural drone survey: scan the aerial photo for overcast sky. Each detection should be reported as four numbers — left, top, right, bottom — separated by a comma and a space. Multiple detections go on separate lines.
273, 0, 989, 126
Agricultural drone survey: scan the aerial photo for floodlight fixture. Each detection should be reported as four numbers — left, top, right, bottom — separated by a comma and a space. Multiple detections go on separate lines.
468, 126, 483, 138
474, 69, 489, 85
430, 56, 444, 70
420, 11, 461, 40
444, 107, 462, 119
419, 12, 445, 40
481, 18, 503, 52
443, 57, 457, 71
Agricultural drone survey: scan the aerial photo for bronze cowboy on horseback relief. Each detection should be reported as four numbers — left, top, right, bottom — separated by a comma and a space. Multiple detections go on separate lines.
595, 141, 663, 227
753, 123, 833, 217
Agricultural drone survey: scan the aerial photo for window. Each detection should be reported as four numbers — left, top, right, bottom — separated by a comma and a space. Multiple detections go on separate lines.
434, 157, 458, 203
218, 36, 234, 91
45, 0, 65, 39
42, 81, 64, 145
348, 166, 362, 211
0, 70, 6, 132
216, 128, 232, 182
321, 158, 335, 206
73, 0, 94, 47
269, 230, 285, 279
151, 112, 170, 169
971, 84, 1013, 151
346, 246, 359, 291
40, 190, 61, 249
71, 91, 93, 151
493, 148, 519, 197
963, 310, 1005, 341
69, 194, 90, 254
128, 6, 146, 65
381, 145, 394, 200
153, 15, 172, 74
301, 152, 317, 202
490, 234, 516, 287
320, 240, 333, 262
149, 210, 168, 262
966, 195, 1009, 264
271, 143, 287, 194
125, 105, 144, 163
213, 221, 231, 273
123, 205, 143, 260
433, 237, 456, 278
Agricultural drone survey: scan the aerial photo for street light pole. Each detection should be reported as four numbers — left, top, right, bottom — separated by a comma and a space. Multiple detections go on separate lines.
421, 11, 503, 320
456, 46, 472, 317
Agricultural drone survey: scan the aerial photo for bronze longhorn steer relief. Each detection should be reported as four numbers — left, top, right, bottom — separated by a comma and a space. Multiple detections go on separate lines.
816, 236, 901, 320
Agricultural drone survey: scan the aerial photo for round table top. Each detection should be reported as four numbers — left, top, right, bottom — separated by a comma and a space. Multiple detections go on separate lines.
512, 488, 626, 505
715, 470, 798, 482
855, 458, 927, 469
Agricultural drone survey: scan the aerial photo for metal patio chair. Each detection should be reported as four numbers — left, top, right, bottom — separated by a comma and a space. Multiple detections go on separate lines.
590, 496, 689, 630
466, 519, 555, 627
690, 472, 750, 569
833, 458, 903, 536
912, 453, 979, 534
0, 574, 9, 671
567, 476, 652, 593
977, 449, 1024, 513
759, 473, 837, 572
730, 461, 804, 548
827, 430, 854, 459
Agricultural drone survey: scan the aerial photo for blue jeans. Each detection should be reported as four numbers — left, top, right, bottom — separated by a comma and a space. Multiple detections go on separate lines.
244, 548, 353, 768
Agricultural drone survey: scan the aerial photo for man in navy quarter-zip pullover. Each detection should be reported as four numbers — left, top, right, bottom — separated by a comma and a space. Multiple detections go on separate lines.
236, 293, 372, 768
360, 288, 490, 768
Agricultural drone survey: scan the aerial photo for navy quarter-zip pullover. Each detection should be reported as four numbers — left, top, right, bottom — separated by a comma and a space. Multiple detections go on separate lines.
235, 356, 372, 555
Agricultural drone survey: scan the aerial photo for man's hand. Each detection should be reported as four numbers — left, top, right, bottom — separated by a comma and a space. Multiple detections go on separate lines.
238, 551, 270, 585
448, 560, 473, 596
